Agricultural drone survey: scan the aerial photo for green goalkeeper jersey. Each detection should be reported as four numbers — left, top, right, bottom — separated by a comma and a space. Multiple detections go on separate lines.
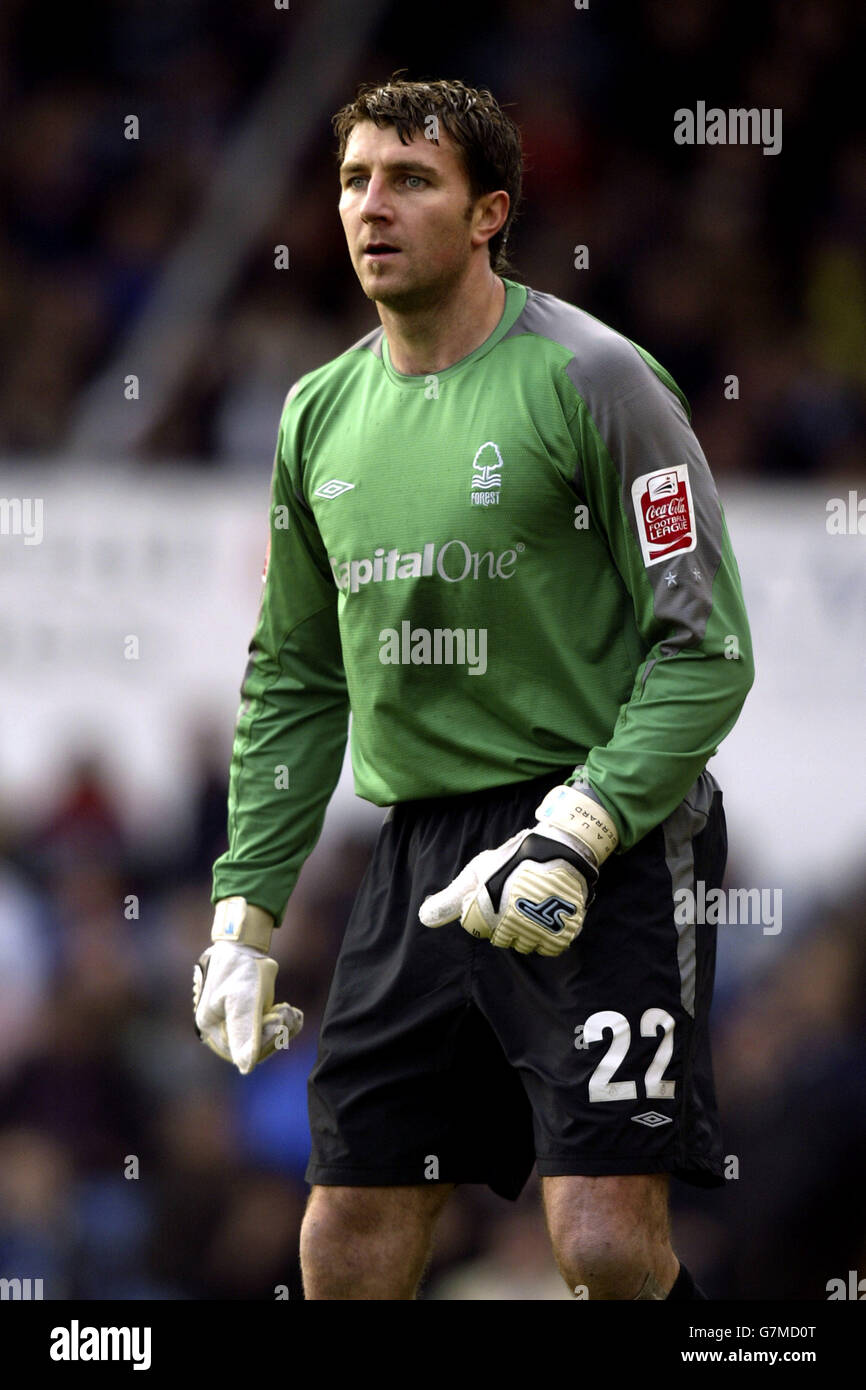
212, 277, 753, 923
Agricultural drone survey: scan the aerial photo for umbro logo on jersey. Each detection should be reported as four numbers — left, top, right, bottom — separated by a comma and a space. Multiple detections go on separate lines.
514, 894, 576, 934
470, 441, 503, 506
631, 1111, 673, 1128
314, 479, 355, 499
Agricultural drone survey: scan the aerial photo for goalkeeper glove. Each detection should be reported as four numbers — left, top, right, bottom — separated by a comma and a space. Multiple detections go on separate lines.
192, 897, 303, 1074
418, 783, 618, 956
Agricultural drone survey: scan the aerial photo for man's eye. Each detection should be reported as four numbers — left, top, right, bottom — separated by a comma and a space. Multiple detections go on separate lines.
404, 175, 425, 189
348, 176, 367, 189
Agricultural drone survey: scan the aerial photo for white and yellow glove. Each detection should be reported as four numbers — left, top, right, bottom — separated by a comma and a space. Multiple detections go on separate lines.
419, 783, 618, 956
192, 897, 303, 1074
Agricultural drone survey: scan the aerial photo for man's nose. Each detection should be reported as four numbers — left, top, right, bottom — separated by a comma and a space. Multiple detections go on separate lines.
360, 176, 392, 221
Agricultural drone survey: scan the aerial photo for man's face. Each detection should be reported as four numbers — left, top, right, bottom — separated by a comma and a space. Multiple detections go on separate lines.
338, 120, 484, 311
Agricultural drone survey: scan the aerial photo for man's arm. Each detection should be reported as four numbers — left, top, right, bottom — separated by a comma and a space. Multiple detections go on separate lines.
211, 382, 349, 922
564, 337, 754, 849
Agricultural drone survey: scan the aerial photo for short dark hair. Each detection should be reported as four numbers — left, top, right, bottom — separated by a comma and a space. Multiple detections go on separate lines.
332, 76, 523, 273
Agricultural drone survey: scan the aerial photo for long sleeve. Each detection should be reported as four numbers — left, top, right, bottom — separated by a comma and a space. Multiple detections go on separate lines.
211, 385, 349, 922
564, 340, 754, 849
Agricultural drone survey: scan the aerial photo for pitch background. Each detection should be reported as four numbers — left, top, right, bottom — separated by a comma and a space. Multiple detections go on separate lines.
0, 0, 864, 1301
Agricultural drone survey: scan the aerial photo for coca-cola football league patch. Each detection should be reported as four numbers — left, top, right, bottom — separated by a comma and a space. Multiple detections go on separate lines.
631, 465, 696, 566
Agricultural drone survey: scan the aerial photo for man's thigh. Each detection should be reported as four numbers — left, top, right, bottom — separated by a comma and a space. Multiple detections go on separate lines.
304, 1182, 456, 1228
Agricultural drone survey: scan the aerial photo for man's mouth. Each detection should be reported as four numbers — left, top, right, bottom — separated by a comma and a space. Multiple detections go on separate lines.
363, 242, 401, 258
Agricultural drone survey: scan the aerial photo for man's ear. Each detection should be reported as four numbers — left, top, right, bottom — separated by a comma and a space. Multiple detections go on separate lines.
470, 189, 509, 252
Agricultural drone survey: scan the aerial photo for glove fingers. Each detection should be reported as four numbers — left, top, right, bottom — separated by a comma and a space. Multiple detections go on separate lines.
258, 1004, 305, 1063
263, 1002, 304, 1046
193, 954, 223, 1033
459, 832, 535, 939
224, 957, 277, 1075
206, 1003, 303, 1071
419, 831, 532, 930
419, 862, 479, 927
461, 894, 495, 941
193, 962, 235, 1060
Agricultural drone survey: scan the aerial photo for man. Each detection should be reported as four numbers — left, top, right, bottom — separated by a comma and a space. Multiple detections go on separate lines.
193, 77, 754, 1301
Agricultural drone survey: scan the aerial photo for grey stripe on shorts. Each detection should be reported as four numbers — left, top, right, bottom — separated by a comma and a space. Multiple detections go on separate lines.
661, 771, 718, 1017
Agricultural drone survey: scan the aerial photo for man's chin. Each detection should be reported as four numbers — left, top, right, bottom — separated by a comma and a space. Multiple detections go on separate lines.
359, 266, 446, 313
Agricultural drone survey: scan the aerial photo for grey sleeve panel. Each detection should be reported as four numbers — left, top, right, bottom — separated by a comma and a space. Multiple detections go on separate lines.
511, 288, 722, 655
573, 351, 721, 659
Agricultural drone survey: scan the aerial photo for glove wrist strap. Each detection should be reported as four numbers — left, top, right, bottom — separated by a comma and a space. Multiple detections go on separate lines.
535, 785, 619, 867
212, 897, 274, 953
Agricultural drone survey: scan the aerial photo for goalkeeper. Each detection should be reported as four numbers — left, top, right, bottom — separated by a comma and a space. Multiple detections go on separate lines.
195, 77, 754, 1301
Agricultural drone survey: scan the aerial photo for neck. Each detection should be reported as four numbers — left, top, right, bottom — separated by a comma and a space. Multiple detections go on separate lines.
379, 267, 506, 375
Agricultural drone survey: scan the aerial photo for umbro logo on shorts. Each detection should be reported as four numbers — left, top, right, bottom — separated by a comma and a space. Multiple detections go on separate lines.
631, 1111, 673, 1128
514, 894, 576, 933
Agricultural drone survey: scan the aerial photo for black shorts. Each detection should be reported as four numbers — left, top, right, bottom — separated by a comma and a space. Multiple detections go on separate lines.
306, 766, 727, 1201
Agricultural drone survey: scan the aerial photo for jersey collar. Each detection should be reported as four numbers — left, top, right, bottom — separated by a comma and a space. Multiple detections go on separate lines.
380, 277, 528, 388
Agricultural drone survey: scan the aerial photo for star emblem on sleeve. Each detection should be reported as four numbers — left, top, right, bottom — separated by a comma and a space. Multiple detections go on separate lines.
663, 571, 678, 588
691, 566, 702, 581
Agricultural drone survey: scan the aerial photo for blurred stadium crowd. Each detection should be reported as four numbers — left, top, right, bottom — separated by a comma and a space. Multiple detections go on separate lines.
2, 0, 864, 472
1, 0, 865, 1299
